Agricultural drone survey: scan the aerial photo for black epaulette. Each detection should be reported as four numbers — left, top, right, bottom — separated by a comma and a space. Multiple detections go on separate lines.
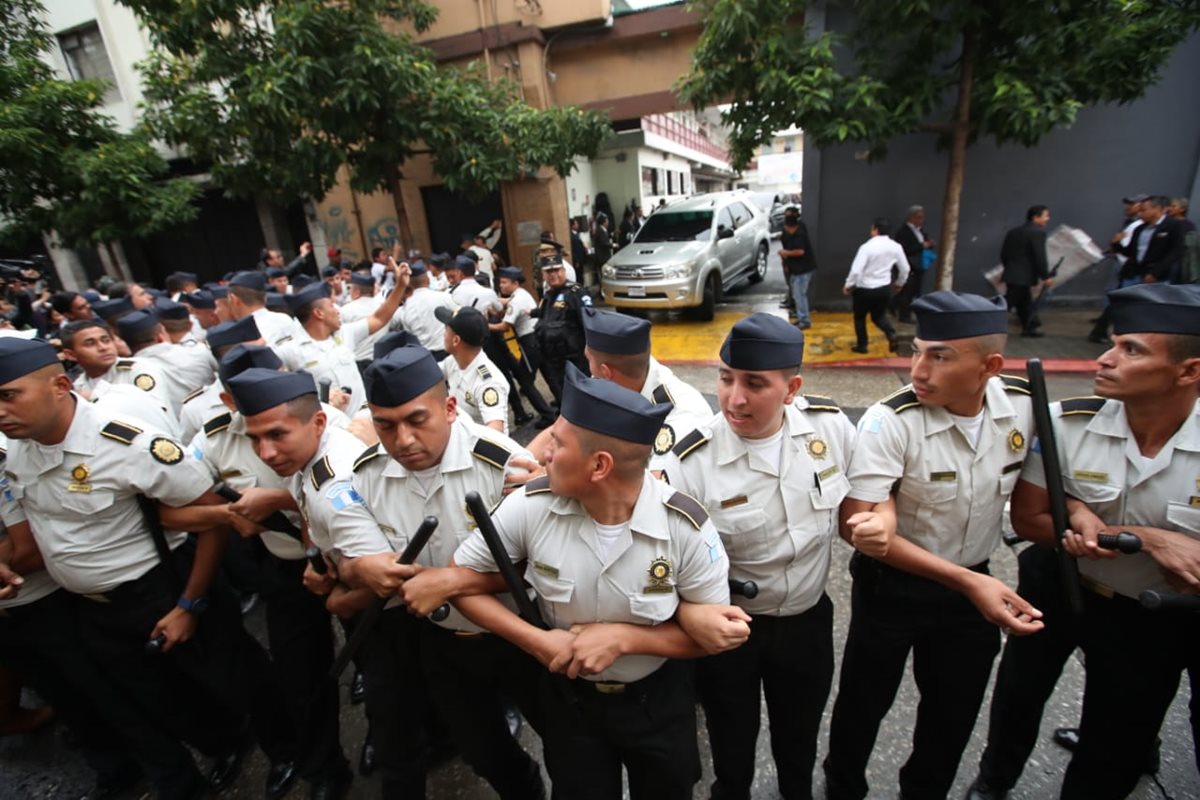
100, 420, 143, 445
664, 490, 708, 531
671, 428, 710, 460
651, 384, 674, 405
1000, 375, 1032, 395
882, 388, 921, 413
477, 364, 493, 380
803, 394, 840, 412
353, 444, 384, 472
472, 438, 512, 470
524, 475, 552, 495
275, 334, 293, 345
1059, 396, 1106, 417
182, 387, 205, 404
203, 412, 232, 436
114, 359, 136, 371
310, 455, 335, 490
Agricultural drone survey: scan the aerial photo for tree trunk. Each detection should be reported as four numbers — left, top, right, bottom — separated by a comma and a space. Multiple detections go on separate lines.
383, 163, 415, 256
935, 30, 976, 291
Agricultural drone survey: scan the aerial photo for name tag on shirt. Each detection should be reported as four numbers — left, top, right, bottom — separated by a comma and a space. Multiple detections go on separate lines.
720, 495, 749, 509
930, 471, 957, 482
533, 561, 559, 578
1073, 470, 1109, 483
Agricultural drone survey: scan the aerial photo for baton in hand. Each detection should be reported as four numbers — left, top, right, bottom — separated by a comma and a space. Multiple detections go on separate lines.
213, 482, 303, 541
1027, 359, 1085, 615
464, 491, 547, 630
729, 578, 759, 599
1139, 590, 1200, 612
329, 516, 439, 679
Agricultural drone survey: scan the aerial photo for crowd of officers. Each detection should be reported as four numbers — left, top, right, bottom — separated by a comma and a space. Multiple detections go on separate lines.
0, 237, 1198, 800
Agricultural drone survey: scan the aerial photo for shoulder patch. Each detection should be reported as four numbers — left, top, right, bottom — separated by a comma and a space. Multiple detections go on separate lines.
182, 387, 205, 404
1059, 396, 1106, 417
310, 455, 335, 491
133, 373, 157, 392
654, 424, 676, 455
803, 394, 841, 412
353, 443, 385, 472
472, 438, 512, 470
671, 428, 710, 460
882, 388, 921, 413
1000, 374, 1032, 395
149, 437, 184, 465
651, 384, 674, 405
203, 412, 233, 436
114, 359, 135, 370
664, 490, 709, 531
523, 474, 552, 495
100, 420, 143, 445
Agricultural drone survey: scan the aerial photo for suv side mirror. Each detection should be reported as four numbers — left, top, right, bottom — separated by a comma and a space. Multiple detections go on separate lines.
717, 227, 735, 240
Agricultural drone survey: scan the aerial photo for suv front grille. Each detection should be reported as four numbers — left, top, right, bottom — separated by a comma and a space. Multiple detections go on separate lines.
613, 265, 665, 280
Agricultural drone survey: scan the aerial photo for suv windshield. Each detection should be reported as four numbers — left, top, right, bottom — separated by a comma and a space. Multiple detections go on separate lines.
635, 211, 714, 243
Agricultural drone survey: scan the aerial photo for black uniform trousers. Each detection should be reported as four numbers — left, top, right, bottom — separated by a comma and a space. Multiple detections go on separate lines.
978, 545, 1079, 792
891, 264, 925, 322
698, 594, 834, 800
540, 659, 700, 800
851, 286, 896, 349
539, 350, 589, 408
418, 625, 545, 799
258, 556, 348, 783
484, 332, 553, 419
1060, 587, 1197, 800
360, 606, 430, 799
1005, 284, 1037, 332
824, 556, 1000, 800
0, 589, 205, 798
76, 543, 296, 770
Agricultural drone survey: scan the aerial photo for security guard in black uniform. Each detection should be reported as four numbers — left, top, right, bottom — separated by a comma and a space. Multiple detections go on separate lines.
531, 250, 591, 407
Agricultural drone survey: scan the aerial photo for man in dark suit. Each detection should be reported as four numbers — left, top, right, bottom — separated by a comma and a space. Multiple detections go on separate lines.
1000, 205, 1053, 337
890, 204, 935, 322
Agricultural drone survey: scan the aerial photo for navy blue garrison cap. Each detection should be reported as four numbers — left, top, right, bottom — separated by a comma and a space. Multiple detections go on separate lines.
285, 280, 330, 312
429, 252, 450, 267
373, 330, 422, 360
91, 295, 134, 321
409, 260, 427, 276
219, 343, 283, 386
265, 293, 289, 312
452, 255, 475, 274
145, 288, 167, 300
170, 271, 199, 285
206, 317, 261, 352
265, 267, 287, 280
435, 305, 487, 347
153, 297, 190, 321
229, 271, 267, 290
460, 248, 480, 262
115, 309, 160, 340
349, 272, 375, 289
720, 313, 804, 370
0, 338, 60, 385
912, 291, 1007, 340
582, 308, 650, 355
227, 367, 317, 417
561, 363, 670, 445
364, 345, 445, 407
320, 265, 339, 279
1109, 283, 1200, 336
208, 285, 229, 299
497, 266, 524, 282
538, 251, 564, 269
291, 274, 316, 290
184, 290, 216, 310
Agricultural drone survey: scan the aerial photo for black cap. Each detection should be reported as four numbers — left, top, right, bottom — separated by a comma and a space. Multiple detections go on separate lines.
153, 297, 190, 321
582, 308, 650, 355
373, 330, 422, 360
171, 271, 199, 285
1109, 283, 1200, 336
561, 363, 670, 445
115, 309, 160, 340
538, 251, 564, 269
349, 273, 375, 288
364, 345, 444, 407
912, 291, 1008, 340
497, 266, 524, 282
0, 338, 60, 385
1122, 193, 1150, 204
226, 368, 317, 417
206, 317, 261, 351
320, 265, 339, 278
435, 305, 487, 347
229, 271, 267, 290
184, 290, 216, 310
218, 343, 283, 385
285, 281, 330, 313
91, 295, 134, 321
720, 313, 804, 369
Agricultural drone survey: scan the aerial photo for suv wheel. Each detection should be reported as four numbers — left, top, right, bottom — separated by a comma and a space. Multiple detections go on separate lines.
748, 241, 768, 284
692, 272, 719, 322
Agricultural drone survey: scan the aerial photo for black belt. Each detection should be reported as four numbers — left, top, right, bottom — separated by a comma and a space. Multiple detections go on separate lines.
572, 660, 678, 697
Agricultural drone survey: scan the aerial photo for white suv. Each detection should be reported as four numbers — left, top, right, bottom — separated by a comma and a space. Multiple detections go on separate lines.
599, 192, 770, 321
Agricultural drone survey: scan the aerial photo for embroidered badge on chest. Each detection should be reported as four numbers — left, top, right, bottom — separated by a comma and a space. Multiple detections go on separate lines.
68, 463, 92, 493
806, 437, 828, 460
645, 556, 674, 593
1008, 429, 1026, 453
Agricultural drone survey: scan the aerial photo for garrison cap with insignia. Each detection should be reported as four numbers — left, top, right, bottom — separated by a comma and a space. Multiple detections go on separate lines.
284, 280, 330, 313
184, 290, 216, 310
912, 291, 1007, 340
364, 345, 444, 408
115, 309, 160, 340
497, 266, 524, 282
349, 272, 375, 289
720, 313, 804, 370
0, 337, 60, 385
582, 307, 650, 355
561, 363, 671, 446
538, 250, 564, 269
229, 270, 267, 290
1108, 283, 1200, 336
219, 343, 282, 385
153, 297, 190, 321
435, 305, 487, 347
226, 368, 318, 417
320, 265, 339, 279
91, 295, 134, 321
206, 317, 261, 352
373, 330, 422, 360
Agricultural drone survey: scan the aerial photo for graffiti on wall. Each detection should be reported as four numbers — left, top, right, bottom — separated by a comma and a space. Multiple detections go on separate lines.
318, 205, 402, 264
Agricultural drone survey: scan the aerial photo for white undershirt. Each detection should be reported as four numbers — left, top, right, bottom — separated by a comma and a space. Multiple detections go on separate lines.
594, 520, 630, 562
950, 409, 986, 449
411, 464, 440, 493
743, 425, 785, 472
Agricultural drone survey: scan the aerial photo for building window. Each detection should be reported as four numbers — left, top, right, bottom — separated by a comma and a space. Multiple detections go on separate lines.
58, 23, 121, 105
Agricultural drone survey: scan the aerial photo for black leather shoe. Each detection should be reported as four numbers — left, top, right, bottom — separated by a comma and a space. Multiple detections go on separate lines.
513, 412, 534, 427
1052, 727, 1080, 752
1020, 329, 1045, 338
265, 761, 298, 800
850, 345, 869, 354
358, 741, 376, 777
310, 767, 352, 800
350, 671, 366, 705
888, 336, 899, 353
965, 776, 1007, 800
504, 704, 523, 739
208, 744, 247, 791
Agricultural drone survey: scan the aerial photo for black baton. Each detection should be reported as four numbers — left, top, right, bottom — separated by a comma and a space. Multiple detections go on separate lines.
1027, 358, 1085, 615
213, 482, 303, 541
1097, 531, 1142, 554
1139, 590, 1200, 612
329, 516, 439, 679
306, 546, 327, 575
729, 578, 759, 599
464, 491, 547, 630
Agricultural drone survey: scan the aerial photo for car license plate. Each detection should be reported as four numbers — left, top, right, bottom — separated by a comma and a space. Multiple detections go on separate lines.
628, 286, 646, 298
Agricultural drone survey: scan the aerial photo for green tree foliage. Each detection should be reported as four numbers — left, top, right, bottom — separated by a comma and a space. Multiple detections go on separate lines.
681, 0, 1200, 288
121, 0, 612, 244
0, 0, 198, 249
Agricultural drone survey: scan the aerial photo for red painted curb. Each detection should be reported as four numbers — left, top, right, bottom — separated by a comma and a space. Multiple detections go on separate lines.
659, 357, 1099, 373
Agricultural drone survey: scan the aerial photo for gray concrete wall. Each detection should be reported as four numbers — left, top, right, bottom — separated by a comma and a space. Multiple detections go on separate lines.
803, 27, 1200, 308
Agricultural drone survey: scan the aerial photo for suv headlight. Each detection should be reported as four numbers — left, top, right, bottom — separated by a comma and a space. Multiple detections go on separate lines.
664, 262, 695, 279
601, 264, 617, 279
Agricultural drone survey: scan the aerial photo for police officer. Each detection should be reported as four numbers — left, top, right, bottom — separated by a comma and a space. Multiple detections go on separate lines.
662, 313, 856, 800
434, 305, 511, 433
116, 309, 215, 414
452, 364, 736, 800
176, 316, 265, 443
1005, 283, 1200, 800
64, 316, 172, 409
337, 271, 387, 372
824, 292, 1043, 800
393, 261, 456, 358
326, 344, 548, 799
532, 250, 591, 406
491, 265, 555, 425
225, 270, 301, 353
